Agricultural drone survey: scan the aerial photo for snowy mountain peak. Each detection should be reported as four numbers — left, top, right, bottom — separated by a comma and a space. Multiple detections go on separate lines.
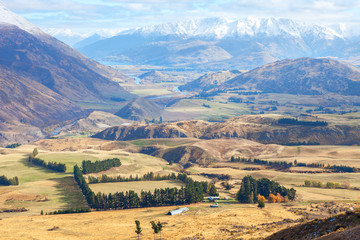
0, 3, 43, 35
120, 17, 344, 40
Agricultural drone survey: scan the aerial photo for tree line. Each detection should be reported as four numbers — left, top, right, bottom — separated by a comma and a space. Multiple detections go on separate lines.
304, 180, 351, 189
0, 175, 19, 186
231, 156, 359, 173
5, 143, 21, 148
237, 175, 296, 203
200, 173, 230, 181
82, 158, 121, 174
87, 172, 179, 184
278, 118, 328, 126
74, 165, 211, 210
284, 141, 320, 146
28, 155, 66, 173
45, 208, 91, 215
231, 156, 293, 169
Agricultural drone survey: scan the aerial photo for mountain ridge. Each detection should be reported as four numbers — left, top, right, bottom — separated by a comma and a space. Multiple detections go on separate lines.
0, 4, 132, 144
79, 17, 356, 69
222, 57, 360, 96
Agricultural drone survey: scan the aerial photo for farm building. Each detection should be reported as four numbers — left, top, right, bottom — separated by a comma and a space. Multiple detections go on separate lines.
168, 207, 189, 215
207, 196, 220, 202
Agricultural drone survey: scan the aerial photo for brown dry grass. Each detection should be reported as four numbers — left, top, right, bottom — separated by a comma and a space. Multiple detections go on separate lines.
35, 138, 111, 151
0, 203, 302, 240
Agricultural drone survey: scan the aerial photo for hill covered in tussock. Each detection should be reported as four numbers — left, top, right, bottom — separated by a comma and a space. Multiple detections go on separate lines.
93, 114, 360, 145
115, 98, 163, 121
223, 58, 360, 95
92, 120, 211, 141
138, 70, 175, 83
179, 70, 242, 92
266, 211, 360, 240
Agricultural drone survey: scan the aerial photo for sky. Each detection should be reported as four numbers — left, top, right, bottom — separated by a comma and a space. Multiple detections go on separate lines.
2, 0, 360, 35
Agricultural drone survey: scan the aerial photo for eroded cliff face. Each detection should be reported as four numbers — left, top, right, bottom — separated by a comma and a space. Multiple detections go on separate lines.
92, 115, 360, 146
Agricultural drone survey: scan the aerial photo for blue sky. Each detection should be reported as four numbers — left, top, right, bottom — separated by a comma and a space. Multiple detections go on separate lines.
3, 0, 360, 34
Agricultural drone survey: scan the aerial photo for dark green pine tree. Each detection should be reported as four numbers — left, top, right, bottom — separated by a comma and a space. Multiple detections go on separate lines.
208, 184, 218, 196
135, 220, 142, 240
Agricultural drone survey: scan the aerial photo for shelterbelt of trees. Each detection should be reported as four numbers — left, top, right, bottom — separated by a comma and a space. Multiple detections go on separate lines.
277, 118, 328, 126
74, 166, 213, 210
88, 172, 181, 184
231, 156, 359, 173
237, 175, 296, 203
82, 158, 121, 174
28, 156, 66, 173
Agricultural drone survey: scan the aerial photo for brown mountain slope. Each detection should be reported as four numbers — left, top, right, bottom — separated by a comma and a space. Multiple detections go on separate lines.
223, 57, 360, 95
93, 115, 360, 145
115, 98, 163, 121
0, 24, 132, 102
266, 211, 360, 240
0, 68, 81, 127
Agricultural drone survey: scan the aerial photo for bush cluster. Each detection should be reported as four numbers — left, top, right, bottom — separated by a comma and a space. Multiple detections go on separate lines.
0, 175, 19, 186
237, 175, 296, 203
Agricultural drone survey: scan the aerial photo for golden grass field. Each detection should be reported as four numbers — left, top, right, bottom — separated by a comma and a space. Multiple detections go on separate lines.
0, 203, 308, 240
1, 137, 360, 239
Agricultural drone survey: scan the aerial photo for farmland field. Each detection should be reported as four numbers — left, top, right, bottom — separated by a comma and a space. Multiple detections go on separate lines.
1, 137, 360, 239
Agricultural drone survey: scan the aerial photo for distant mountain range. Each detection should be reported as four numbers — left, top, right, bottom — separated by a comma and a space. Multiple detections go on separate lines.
77, 17, 360, 70
181, 57, 360, 96
0, 3, 132, 144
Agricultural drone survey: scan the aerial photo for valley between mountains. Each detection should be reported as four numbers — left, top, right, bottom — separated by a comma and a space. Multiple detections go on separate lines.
1, 2, 360, 240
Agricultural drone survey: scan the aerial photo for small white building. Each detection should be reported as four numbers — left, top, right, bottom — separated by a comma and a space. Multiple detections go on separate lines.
168, 207, 189, 215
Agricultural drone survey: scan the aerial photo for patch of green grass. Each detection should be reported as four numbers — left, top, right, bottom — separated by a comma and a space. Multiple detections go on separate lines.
0, 152, 88, 217
51, 176, 89, 210
166, 98, 251, 121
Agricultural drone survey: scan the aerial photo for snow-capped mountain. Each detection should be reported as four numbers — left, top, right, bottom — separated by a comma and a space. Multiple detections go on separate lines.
45, 28, 121, 47
45, 28, 87, 46
78, 17, 360, 70
0, 3, 43, 35
127, 17, 343, 40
